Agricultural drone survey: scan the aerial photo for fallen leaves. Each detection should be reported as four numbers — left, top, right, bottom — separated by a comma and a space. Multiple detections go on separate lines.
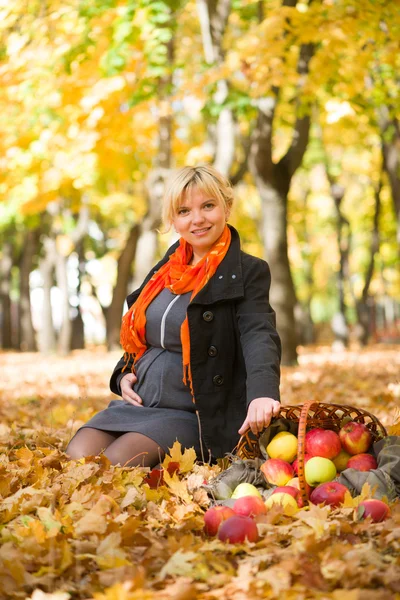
1, 346, 400, 599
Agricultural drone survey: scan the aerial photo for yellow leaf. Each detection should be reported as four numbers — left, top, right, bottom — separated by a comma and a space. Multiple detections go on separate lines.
162, 441, 196, 474
163, 471, 192, 504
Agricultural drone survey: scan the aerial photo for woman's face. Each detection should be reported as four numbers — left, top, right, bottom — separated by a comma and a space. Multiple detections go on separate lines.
172, 186, 229, 261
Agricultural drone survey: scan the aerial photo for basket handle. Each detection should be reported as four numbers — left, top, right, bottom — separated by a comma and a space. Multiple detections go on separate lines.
297, 399, 319, 505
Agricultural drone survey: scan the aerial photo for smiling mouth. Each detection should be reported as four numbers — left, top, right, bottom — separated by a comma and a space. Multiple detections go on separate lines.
192, 227, 211, 234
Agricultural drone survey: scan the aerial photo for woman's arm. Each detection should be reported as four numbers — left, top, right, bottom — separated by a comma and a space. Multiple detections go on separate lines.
236, 255, 282, 434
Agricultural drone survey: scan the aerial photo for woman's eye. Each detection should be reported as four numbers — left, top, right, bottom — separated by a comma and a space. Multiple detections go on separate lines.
205, 203, 215, 209
177, 208, 189, 215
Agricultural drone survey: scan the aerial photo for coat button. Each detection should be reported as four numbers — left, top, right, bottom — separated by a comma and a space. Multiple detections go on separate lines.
203, 311, 214, 322
208, 345, 218, 357
213, 375, 224, 386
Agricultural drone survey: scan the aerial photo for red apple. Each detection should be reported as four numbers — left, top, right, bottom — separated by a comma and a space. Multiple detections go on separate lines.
260, 458, 294, 486
305, 428, 342, 459
339, 421, 372, 455
233, 495, 267, 518
203, 505, 236, 536
217, 515, 259, 543
358, 499, 390, 522
271, 485, 299, 500
292, 454, 312, 475
310, 481, 349, 507
286, 477, 313, 507
347, 453, 377, 471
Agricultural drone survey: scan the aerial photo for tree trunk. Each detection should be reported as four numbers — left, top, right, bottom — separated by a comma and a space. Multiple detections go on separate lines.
106, 224, 140, 350
55, 252, 71, 356
249, 29, 314, 364
130, 38, 174, 291
354, 180, 382, 345
71, 240, 86, 350
0, 236, 13, 349
378, 112, 400, 249
38, 237, 57, 353
19, 228, 39, 351
197, 0, 235, 176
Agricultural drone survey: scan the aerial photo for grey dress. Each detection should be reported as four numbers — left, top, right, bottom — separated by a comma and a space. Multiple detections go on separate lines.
80, 289, 202, 455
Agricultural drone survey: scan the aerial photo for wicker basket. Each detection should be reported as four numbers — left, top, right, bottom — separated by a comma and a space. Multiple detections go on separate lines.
235, 400, 388, 505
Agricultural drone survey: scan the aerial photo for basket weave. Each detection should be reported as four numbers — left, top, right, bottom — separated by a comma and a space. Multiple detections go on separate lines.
235, 400, 387, 505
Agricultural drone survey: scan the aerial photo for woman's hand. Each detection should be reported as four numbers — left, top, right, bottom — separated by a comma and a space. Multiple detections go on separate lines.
120, 373, 143, 407
238, 397, 280, 435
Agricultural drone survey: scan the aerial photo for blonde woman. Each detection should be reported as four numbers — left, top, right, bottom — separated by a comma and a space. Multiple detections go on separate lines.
66, 165, 281, 466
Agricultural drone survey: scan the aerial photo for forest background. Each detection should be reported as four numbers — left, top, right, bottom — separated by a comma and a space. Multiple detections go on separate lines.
1, 2, 400, 599
0, 0, 399, 365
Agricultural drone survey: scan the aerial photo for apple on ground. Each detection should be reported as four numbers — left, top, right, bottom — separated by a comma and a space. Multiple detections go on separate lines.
231, 483, 262, 499
267, 431, 298, 462
339, 421, 372, 455
333, 449, 352, 472
286, 477, 313, 507
203, 506, 236, 536
310, 481, 349, 507
292, 454, 312, 475
305, 428, 342, 459
233, 495, 267, 518
305, 456, 337, 487
217, 515, 259, 543
260, 458, 294, 486
265, 492, 299, 516
357, 499, 390, 522
347, 453, 377, 471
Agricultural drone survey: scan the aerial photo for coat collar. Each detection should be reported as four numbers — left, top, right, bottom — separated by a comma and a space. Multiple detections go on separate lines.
127, 225, 244, 308
189, 225, 244, 305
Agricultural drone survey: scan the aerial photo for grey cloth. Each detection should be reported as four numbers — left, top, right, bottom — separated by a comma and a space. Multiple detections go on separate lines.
338, 435, 400, 500
80, 289, 202, 455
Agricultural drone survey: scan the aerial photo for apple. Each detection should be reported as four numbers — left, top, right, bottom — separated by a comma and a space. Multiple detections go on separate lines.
217, 515, 259, 543
310, 481, 348, 507
233, 495, 267, 518
286, 477, 313, 506
305, 428, 341, 459
265, 492, 299, 516
231, 483, 262, 499
271, 486, 299, 500
203, 506, 236, 536
260, 459, 294, 486
347, 453, 377, 471
304, 456, 337, 486
357, 499, 390, 522
333, 449, 352, 472
267, 431, 298, 462
292, 454, 312, 475
339, 421, 372, 455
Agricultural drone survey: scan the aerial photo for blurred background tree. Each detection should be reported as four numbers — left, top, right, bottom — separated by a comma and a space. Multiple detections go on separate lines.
0, 0, 399, 363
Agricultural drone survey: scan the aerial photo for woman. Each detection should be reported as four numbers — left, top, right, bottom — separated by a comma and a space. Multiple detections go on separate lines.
66, 165, 281, 467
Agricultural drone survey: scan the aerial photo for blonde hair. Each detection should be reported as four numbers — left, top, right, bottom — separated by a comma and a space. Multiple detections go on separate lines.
162, 165, 234, 230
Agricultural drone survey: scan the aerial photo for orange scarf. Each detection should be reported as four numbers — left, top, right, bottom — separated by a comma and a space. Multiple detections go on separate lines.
120, 225, 231, 396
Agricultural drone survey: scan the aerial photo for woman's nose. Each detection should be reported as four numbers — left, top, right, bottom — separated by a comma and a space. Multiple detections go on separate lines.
192, 210, 205, 224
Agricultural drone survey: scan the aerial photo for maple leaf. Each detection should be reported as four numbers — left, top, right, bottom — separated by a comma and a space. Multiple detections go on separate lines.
162, 441, 196, 474
294, 504, 331, 538
159, 549, 199, 580
163, 470, 192, 504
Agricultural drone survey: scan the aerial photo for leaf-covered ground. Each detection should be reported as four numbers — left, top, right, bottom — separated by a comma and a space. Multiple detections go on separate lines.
1, 344, 400, 600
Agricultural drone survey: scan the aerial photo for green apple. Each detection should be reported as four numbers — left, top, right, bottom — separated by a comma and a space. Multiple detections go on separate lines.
231, 482, 262, 499
305, 456, 337, 486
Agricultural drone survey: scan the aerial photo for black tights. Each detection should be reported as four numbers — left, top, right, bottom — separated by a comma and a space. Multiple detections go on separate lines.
65, 428, 165, 468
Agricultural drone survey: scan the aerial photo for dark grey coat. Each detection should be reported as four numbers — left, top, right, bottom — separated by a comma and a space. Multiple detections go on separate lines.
110, 226, 281, 459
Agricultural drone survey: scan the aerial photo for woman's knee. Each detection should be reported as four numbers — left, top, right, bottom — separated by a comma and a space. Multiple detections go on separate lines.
65, 428, 117, 460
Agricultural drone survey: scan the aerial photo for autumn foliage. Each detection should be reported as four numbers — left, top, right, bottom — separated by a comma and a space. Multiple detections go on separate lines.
0, 344, 399, 599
